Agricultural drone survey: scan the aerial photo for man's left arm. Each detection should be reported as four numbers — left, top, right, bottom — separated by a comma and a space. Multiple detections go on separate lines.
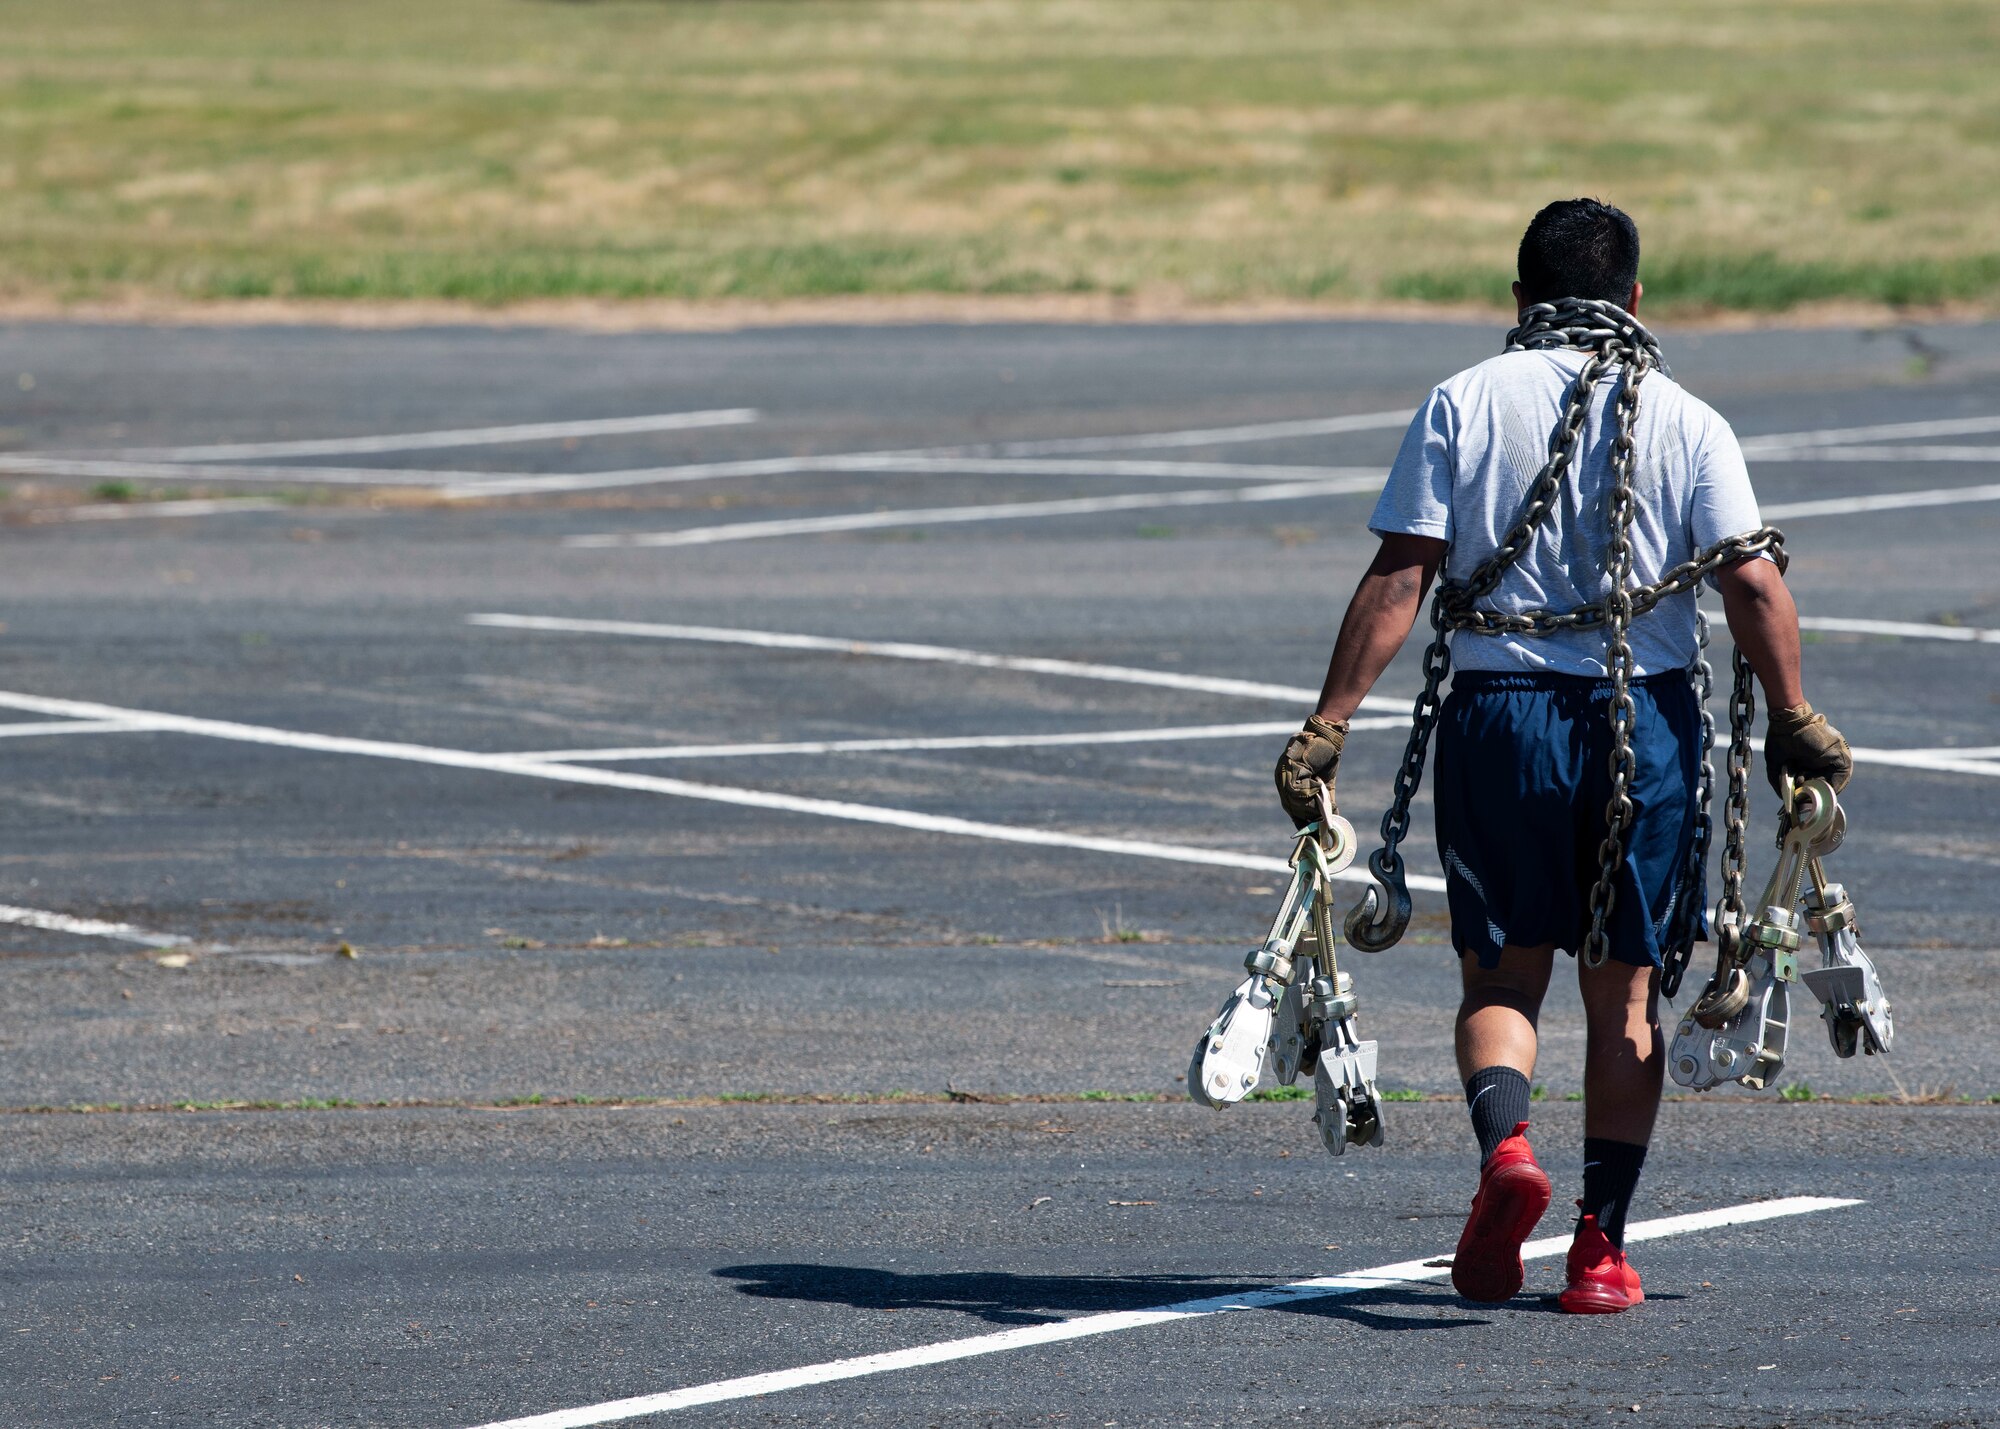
1716, 555, 1854, 797
1692, 407, 1854, 799
1274, 532, 1447, 827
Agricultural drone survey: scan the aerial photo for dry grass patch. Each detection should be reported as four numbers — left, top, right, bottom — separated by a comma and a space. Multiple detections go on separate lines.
3, 0, 1997, 313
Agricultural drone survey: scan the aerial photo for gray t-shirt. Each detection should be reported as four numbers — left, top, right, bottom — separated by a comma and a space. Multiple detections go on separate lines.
1369, 348, 1763, 677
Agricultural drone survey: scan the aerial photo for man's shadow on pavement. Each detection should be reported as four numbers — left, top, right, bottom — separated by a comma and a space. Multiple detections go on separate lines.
714, 1263, 1490, 1331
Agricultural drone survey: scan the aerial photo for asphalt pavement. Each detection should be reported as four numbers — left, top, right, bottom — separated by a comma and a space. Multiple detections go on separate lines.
2, 314, 1997, 1426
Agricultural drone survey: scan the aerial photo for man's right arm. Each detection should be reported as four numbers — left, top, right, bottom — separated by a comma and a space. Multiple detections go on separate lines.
1273, 533, 1446, 827
1275, 389, 1455, 828
1311, 533, 1448, 724
1715, 555, 1804, 709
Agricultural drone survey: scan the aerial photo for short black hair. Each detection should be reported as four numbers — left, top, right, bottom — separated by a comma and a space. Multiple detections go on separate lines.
1516, 198, 1641, 307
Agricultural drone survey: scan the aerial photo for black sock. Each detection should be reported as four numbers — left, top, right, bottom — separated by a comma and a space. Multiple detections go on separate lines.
1463, 1066, 1532, 1165
1580, 1137, 1649, 1248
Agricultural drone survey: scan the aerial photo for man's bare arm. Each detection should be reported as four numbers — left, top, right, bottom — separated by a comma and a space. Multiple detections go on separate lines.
1715, 556, 1804, 709
1312, 533, 1449, 722
1716, 554, 1853, 793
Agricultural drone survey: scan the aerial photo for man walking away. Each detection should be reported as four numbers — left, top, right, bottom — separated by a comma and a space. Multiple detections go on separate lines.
1273, 198, 1853, 1313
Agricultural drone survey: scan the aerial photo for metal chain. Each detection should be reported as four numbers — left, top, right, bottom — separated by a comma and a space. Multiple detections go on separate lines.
1661, 609, 1717, 998
1348, 297, 1786, 973
1577, 360, 1646, 967
1719, 646, 1758, 931
1347, 596, 1452, 950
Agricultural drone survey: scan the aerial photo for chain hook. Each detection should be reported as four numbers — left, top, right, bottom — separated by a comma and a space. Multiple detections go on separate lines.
1344, 846, 1410, 953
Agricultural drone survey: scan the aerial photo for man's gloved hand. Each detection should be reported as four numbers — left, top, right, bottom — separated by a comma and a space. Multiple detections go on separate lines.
1765, 702, 1853, 797
1274, 715, 1348, 828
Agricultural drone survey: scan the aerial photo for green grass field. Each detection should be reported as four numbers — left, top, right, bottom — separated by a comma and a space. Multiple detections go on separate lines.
7, 0, 1999, 314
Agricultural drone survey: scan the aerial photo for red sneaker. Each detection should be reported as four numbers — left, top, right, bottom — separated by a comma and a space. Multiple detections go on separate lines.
1451, 1121, 1552, 1303
1559, 1212, 1643, 1314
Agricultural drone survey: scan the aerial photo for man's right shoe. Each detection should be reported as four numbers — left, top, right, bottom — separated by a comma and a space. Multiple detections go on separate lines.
1558, 1212, 1643, 1314
1451, 1120, 1553, 1303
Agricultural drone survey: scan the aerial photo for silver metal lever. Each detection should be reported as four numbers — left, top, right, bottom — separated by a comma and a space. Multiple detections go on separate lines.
1186, 809, 1355, 1109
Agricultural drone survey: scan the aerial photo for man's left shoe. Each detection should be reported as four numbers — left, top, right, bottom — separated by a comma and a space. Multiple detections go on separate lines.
1559, 1212, 1643, 1314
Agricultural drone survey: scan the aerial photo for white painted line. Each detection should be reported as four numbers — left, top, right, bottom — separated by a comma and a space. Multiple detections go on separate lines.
444, 458, 823, 499
29, 498, 290, 523
1763, 482, 2000, 521
830, 457, 1383, 482
1842, 745, 2000, 778
1800, 616, 2000, 644
463, 1195, 1861, 1428
442, 410, 1417, 499
563, 475, 1385, 548
463, 614, 1410, 717
1741, 732, 2000, 779
107, 409, 761, 462
1741, 412, 2000, 453
513, 718, 1410, 764
0, 455, 493, 488
950, 409, 1415, 457
0, 904, 187, 950
0, 689, 1446, 892
0, 718, 169, 738
1743, 732, 2000, 779
98, 407, 1393, 472
471, 615, 1994, 780
1755, 444, 2000, 463
442, 458, 1378, 501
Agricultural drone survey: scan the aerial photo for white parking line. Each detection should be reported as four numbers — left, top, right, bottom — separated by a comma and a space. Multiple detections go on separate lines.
1762, 482, 2000, 521
29, 498, 292, 523
830, 457, 1381, 481
469, 615, 2000, 779
1754, 444, 2000, 463
950, 409, 1415, 456
0, 904, 187, 949
464, 614, 1410, 716
464, 1195, 1861, 1429
556, 470, 2000, 548
0, 689, 1447, 892
1741, 732, 2000, 779
105, 409, 761, 462
443, 410, 1417, 499
1841, 745, 2000, 777
1740, 413, 2000, 453
455, 456, 1378, 500
11, 408, 1408, 503
443, 458, 1377, 501
511, 718, 1410, 764
0, 455, 496, 488
562, 475, 1385, 548
1800, 616, 2000, 644
0, 718, 170, 738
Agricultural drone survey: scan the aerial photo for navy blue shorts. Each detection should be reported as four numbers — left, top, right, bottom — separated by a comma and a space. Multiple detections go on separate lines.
1432, 670, 1707, 970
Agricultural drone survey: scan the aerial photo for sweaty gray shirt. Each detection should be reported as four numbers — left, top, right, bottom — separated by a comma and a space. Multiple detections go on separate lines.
1368, 347, 1763, 677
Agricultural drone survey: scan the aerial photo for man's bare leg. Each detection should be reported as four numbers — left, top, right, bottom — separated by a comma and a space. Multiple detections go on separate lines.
1579, 958, 1664, 1143
1450, 942, 1557, 1302
1455, 942, 1555, 1161
1456, 942, 1556, 1082
1575, 957, 1664, 1254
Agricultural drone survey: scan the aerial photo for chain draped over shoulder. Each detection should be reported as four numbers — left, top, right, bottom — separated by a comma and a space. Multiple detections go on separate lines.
1345, 297, 1784, 994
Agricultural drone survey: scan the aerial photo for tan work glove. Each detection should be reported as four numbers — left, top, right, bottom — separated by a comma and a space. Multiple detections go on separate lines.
1274, 716, 1348, 828
1765, 702, 1853, 797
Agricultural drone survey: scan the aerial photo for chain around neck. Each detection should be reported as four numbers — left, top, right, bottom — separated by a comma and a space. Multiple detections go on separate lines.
1505, 297, 1667, 376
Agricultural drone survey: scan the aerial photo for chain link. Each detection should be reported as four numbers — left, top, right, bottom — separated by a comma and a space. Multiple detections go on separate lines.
1350, 297, 1784, 974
